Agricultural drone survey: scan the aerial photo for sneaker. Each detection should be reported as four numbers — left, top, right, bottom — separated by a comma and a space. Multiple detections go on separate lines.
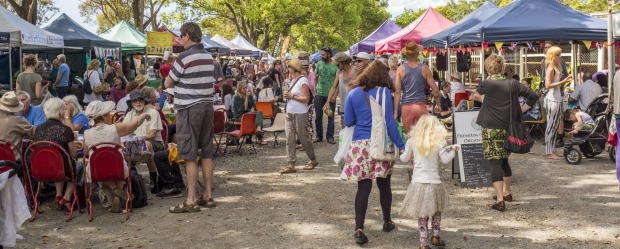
313, 138, 323, 143
156, 187, 181, 197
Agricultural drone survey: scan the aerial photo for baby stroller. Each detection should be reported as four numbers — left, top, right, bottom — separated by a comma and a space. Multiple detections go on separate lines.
563, 114, 609, 164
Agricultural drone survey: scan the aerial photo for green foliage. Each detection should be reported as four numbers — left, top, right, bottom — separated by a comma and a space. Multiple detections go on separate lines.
79, 0, 170, 33
0, 0, 58, 25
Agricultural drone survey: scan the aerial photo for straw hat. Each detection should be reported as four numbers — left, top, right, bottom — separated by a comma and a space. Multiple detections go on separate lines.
166, 88, 175, 96
450, 73, 462, 82
0, 91, 23, 113
287, 58, 303, 72
401, 40, 423, 55
135, 74, 148, 87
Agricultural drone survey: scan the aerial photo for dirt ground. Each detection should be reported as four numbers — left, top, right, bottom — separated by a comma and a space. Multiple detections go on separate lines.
11, 125, 620, 249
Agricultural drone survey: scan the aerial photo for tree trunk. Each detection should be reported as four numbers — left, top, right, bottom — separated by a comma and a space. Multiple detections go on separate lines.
7, 0, 37, 24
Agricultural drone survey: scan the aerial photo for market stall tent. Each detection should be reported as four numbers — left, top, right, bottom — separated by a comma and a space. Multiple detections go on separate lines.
349, 19, 401, 54
230, 34, 262, 57
421, 1, 499, 48
202, 34, 231, 54
211, 34, 252, 56
452, 0, 607, 46
156, 26, 185, 53
44, 13, 120, 51
375, 8, 453, 54
99, 20, 146, 54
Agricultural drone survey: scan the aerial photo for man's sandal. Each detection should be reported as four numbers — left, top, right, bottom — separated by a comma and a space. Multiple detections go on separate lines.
303, 161, 318, 170
197, 196, 216, 208
279, 166, 296, 174
169, 202, 200, 213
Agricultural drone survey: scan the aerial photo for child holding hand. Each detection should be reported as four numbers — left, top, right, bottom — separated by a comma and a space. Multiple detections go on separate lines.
400, 115, 458, 249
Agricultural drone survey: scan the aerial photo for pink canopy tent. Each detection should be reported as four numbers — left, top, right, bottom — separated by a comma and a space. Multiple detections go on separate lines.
375, 8, 454, 54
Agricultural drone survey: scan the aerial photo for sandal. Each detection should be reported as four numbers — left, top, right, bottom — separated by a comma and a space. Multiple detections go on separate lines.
197, 196, 217, 208
169, 202, 201, 213
58, 197, 71, 211
303, 161, 318, 170
382, 221, 396, 232
279, 166, 296, 174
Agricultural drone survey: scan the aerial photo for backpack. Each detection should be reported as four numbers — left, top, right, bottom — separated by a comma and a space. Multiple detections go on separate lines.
106, 66, 117, 84
83, 71, 94, 94
129, 167, 148, 208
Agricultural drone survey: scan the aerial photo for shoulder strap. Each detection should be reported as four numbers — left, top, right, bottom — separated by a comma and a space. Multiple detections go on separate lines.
287, 76, 304, 93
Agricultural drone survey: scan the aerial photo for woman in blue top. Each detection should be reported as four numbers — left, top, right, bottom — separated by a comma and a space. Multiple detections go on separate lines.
62, 95, 90, 134
341, 61, 405, 245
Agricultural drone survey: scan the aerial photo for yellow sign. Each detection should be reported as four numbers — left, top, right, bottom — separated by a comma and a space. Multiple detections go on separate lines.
146, 31, 173, 55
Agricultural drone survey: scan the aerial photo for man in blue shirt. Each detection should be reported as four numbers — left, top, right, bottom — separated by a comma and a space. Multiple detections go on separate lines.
17, 91, 45, 126
53, 54, 70, 98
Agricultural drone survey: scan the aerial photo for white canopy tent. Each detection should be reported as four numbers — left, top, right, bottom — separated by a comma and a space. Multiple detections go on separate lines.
211, 34, 252, 56
230, 34, 262, 57
0, 5, 65, 89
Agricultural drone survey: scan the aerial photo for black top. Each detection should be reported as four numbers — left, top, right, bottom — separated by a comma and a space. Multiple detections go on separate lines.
437, 92, 452, 119
34, 119, 74, 153
268, 68, 281, 83
476, 78, 539, 130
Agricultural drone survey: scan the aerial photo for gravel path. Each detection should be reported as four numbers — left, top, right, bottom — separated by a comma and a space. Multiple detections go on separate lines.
13, 135, 620, 249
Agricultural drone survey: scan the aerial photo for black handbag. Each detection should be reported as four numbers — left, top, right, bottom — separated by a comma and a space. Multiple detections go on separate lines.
504, 80, 534, 154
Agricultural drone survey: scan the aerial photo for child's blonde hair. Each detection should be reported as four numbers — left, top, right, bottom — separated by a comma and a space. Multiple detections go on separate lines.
408, 114, 448, 157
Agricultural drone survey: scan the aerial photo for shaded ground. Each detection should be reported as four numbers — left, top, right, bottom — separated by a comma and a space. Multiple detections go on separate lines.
12, 131, 620, 249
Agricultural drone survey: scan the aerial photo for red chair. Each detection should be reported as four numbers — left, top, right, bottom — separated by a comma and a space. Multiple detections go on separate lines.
84, 142, 132, 221
0, 140, 16, 162
25, 141, 81, 222
113, 112, 126, 124
213, 108, 227, 156
161, 119, 169, 150
453, 92, 469, 107
255, 101, 274, 125
224, 113, 257, 154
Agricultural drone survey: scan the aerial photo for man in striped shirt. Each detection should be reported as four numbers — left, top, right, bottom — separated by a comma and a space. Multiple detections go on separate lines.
164, 22, 216, 213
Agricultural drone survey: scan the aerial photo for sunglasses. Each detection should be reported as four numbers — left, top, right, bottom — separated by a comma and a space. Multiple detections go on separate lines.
355, 60, 364, 63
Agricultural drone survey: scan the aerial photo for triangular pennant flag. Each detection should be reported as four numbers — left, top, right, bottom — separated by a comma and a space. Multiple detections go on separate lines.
482, 42, 489, 49
540, 41, 545, 49
604, 42, 608, 47
495, 42, 504, 50
422, 50, 429, 57
582, 40, 592, 49
526, 42, 533, 50
510, 42, 518, 51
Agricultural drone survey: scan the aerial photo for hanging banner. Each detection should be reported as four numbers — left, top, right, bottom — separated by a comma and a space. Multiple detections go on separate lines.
280, 35, 292, 58
146, 31, 173, 55
0, 32, 9, 44
272, 33, 283, 58
21, 32, 64, 47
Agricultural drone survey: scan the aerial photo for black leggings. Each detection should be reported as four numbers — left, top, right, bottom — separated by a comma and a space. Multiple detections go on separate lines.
490, 158, 512, 183
355, 175, 392, 230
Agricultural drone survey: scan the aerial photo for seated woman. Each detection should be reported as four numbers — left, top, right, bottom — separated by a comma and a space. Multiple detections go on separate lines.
62, 95, 90, 134
0, 91, 35, 162
519, 78, 541, 121
222, 83, 235, 119
436, 82, 453, 119
233, 82, 265, 144
84, 100, 150, 213
34, 98, 78, 211
565, 109, 596, 135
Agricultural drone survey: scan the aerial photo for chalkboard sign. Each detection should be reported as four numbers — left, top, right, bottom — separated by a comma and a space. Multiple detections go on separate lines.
459, 143, 492, 188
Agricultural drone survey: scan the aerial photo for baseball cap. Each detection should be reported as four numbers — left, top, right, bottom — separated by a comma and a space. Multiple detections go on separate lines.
354, 52, 371, 60
105, 54, 114, 60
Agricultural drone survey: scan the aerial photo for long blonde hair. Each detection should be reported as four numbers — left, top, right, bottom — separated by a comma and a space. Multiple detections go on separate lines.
408, 114, 448, 157
87, 59, 100, 71
545, 46, 562, 73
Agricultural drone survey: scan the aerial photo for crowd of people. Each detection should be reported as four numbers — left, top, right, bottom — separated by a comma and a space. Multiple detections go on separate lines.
2, 19, 615, 248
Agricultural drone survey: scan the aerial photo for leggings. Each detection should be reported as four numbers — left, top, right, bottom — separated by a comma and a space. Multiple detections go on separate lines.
355, 175, 392, 230
418, 212, 442, 247
490, 158, 512, 183
616, 118, 620, 183
544, 98, 562, 154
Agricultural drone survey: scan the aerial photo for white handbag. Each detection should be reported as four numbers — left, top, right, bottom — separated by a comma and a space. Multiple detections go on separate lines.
364, 87, 399, 161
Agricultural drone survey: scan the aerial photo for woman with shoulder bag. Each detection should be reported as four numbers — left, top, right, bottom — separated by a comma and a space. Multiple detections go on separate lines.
279, 59, 318, 174
476, 54, 539, 212
340, 61, 405, 245
84, 59, 104, 104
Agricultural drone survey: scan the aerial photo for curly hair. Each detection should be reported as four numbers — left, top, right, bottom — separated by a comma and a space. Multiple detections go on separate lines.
180, 22, 202, 43
23, 54, 38, 68
408, 114, 448, 157
356, 61, 393, 91
484, 54, 505, 75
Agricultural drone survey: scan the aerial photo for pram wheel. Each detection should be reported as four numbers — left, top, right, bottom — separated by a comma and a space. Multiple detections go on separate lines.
610, 147, 616, 163
565, 148, 582, 165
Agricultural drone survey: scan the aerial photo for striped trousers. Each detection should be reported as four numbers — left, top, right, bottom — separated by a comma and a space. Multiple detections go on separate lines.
544, 98, 562, 155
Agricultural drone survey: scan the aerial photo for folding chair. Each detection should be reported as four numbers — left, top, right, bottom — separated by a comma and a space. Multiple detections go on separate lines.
112, 111, 125, 124
84, 142, 132, 221
161, 119, 169, 150
453, 92, 469, 107
0, 140, 16, 162
255, 101, 274, 125
263, 113, 286, 147
525, 100, 546, 138
25, 141, 81, 222
224, 113, 257, 154
213, 108, 227, 156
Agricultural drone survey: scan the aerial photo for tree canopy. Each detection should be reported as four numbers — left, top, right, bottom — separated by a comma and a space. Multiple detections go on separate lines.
79, 0, 170, 33
0, 0, 58, 25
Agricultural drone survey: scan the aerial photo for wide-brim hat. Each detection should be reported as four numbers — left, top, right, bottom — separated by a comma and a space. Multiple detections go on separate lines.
134, 74, 148, 86
166, 88, 175, 96
287, 58, 303, 72
126, 92, 150, 109
401, 40, 423, 55
0, 91, 23, 113
332, 52, 352, 65
353, 52, 372, 61
85, 101, 116, 121
125, 81, 140, 94
450, 74, 462, 82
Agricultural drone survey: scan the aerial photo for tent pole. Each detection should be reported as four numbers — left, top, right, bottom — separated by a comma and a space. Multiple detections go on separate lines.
519, 47, 524, 80
18, 46, 22, 75
570, 41, 577, 89
607, 6, 615, 99
446, 48, 451, 76
479, 48, 485, 81
9, 46, 12, 90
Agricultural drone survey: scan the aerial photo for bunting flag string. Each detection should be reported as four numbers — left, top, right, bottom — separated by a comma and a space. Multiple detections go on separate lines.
509, 42, 518, 51
582, 40, 592, 49
526, 42, 533, 50
494, 42, 503, 51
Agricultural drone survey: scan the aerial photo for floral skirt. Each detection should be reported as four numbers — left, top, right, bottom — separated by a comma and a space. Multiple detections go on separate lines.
399, 182, 449, 218
340, 139, 394, 181
481, 127, 510, 160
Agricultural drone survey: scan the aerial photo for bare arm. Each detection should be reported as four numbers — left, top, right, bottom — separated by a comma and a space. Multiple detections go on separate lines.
423, 65, 441, 113
393, 66, 404, 119
115, 114, 150, 137
164, 75, 175, 88
545, 67, 572, 89
15, 82, 21, 91
326, 73, 340, 104
68, 141, 77, 159
144, 129, 157, 140
35, 82, 42, 99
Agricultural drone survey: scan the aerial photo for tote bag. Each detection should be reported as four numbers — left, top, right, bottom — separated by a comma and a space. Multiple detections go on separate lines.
504, 80, 534, 154
364, 87, 399, 161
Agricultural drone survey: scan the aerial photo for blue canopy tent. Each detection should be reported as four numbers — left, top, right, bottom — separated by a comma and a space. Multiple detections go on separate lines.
452, 0, 607, 46
202, 34, 230, 54
421, 1, 499, 48
310, 49, 339, 63
349, 19, 401, 54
